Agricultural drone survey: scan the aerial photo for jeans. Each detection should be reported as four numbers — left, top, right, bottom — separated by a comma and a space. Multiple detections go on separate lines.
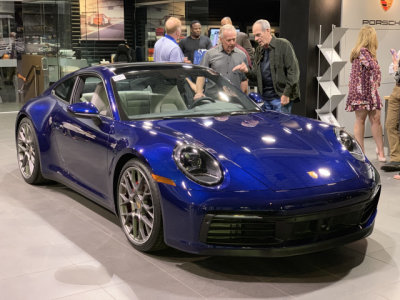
263, 98, 293, 114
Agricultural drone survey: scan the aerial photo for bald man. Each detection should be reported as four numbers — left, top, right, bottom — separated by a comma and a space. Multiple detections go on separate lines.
154, 17, 185, 62
221, 16, 254, 62
195, 25, 248, 97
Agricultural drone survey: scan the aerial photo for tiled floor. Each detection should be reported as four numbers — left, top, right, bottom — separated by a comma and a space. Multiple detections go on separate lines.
1, 106, 400, 299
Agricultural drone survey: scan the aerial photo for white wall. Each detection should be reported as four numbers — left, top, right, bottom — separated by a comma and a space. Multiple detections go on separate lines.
338, 0, 400, 135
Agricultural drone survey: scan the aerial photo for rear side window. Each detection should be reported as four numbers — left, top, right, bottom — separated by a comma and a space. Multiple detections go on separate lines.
54, 77, 76, 102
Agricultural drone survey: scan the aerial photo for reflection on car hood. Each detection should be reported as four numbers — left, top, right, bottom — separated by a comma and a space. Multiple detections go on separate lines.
150, 112, 358, 191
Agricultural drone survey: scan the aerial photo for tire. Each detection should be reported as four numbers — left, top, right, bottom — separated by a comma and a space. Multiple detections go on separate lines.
16, 118, 45, 184
117, 159, 165, 252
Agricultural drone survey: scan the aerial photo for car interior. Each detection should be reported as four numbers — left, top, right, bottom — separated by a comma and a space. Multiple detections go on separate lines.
79, 77, 112, 117
67, 71, 252, 121
77, 74, 190, 118
113, 75, 193, 118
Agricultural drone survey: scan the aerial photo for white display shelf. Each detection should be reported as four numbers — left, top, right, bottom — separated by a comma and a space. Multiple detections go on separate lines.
316, 26, 348, 126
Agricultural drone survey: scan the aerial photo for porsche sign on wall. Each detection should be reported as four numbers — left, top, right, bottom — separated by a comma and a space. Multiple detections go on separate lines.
343, 0, 400, 27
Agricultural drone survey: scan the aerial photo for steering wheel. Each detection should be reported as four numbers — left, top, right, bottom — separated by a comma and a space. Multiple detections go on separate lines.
189, 97, 216, 109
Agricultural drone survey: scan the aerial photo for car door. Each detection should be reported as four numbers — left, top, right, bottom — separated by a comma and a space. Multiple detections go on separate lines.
53, 74, 114, 203
46, 75, 76, 175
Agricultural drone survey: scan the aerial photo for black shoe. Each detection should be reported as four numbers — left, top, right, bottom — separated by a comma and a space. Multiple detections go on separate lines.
381, 161, 400, 171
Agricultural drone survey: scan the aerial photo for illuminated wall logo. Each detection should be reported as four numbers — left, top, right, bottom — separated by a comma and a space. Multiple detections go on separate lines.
380, 0, 393, 11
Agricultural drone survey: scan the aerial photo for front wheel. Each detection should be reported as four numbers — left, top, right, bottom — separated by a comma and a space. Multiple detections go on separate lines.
16, 118, 45, 184
117, 159, 165, 252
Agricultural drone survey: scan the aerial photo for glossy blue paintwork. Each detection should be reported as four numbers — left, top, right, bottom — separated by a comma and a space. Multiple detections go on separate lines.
68, 102, 99, 115
16, 63, 380, 256
248, 92, 264, 104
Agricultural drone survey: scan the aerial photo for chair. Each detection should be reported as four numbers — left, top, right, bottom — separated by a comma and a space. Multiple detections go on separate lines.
114, 44, 133, 63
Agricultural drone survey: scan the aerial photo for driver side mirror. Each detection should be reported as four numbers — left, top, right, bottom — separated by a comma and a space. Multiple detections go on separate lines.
248, 92, 263, 104
67, 102, 100, 117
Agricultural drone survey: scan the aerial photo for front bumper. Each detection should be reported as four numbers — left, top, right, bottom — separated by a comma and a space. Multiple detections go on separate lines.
196, 193, 378, 257
159, 170, 381, 257
197, 221, 375, 257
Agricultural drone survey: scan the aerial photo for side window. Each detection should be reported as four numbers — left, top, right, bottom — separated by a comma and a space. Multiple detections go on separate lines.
79, 77, 102, 102
54, 76, 76, 102
78, 76, 112, 117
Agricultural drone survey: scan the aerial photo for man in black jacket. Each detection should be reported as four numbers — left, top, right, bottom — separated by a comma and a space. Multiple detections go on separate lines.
233, 19, 300, 113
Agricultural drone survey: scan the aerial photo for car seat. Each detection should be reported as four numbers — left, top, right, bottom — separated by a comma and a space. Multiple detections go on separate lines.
152, 86, 187, 113
91, 83, 111, 116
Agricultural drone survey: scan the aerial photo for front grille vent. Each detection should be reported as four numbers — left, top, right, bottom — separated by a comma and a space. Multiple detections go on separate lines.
200, 193, 379, 248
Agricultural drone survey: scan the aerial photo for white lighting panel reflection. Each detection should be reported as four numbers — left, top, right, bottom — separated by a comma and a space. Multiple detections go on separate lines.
318, 168, 331, 177
218, 92, 230, 102
242, 146, 251, 153
262, 136, 276, 144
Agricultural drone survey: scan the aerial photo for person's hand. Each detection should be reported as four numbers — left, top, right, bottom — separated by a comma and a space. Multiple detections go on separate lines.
232, 62, 248, 73
281, 95, 290, 106
390, 49, 399, 72
183, 57, 191, 64
194, 92, 205, 100
390, 49, 398, 63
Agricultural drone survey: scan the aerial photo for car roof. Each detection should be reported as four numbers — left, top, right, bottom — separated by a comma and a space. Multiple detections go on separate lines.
83, 62, 209, 75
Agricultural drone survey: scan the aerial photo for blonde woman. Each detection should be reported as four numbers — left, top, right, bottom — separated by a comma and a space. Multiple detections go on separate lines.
346, 26, 386, 162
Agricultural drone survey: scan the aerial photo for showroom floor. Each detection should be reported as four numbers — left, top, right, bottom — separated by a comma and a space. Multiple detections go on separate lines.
1, 105, 400, 300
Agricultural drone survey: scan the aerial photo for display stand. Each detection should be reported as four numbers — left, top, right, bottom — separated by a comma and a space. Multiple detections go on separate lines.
316, 25, 347, 126
0, 59, 17, 104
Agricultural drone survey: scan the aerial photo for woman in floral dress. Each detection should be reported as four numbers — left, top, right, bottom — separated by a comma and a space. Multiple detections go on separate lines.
346, 25, 385, 162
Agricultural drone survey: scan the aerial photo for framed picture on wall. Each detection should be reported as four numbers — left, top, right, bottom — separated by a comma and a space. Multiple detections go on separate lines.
80, 0, 124, 40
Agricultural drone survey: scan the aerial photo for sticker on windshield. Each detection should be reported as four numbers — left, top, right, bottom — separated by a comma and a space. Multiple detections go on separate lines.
112, 74, 126, 81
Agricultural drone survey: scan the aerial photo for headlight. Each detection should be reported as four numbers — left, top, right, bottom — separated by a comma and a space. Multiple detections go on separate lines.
174, 144, 223, 186
334, 128, 365, 162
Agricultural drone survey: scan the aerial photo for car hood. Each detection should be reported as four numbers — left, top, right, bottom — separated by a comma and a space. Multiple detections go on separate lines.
149, 112, 358, 191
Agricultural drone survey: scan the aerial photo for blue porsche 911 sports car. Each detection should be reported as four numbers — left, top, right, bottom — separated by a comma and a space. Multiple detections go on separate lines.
16, 63, 380, 257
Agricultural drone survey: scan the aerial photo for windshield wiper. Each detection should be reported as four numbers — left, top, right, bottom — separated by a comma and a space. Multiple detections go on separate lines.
128, 111, 258, 121
161, 113, 212, 119
228, 110, 258, 116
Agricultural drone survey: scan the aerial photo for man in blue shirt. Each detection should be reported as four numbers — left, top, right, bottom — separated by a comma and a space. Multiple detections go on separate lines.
154, 17, 186, 63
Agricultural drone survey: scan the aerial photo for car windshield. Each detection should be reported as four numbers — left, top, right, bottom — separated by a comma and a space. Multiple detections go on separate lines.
111, 67, 260, 121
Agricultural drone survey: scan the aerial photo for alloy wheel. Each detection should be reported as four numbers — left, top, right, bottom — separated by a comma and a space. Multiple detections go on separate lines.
118, 166, 155, 245
17, 121, 37, 179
